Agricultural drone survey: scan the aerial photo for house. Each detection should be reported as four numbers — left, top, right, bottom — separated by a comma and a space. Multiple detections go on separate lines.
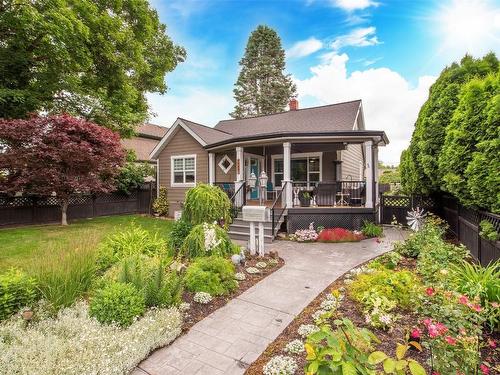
150, 99, 388, 241
121, 123, 168, 164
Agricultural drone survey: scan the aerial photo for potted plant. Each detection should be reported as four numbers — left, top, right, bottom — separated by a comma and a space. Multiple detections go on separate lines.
300, 191, 312, 207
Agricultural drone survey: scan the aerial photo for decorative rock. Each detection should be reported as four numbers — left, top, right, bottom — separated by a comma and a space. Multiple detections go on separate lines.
234, 272, 246, 281
245, 267, 260, 274
255, 261, 267, 269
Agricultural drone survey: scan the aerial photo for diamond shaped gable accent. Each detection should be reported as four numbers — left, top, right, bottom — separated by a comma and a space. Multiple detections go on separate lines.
218, 154, 234, 174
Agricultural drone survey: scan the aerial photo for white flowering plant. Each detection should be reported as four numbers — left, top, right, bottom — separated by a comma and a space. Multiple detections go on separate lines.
0, 302, 181, 375
180, 222, 232, 258
361, 292, 398, 330
290, 223, 318, 242
193, 292, 213, 304
263, 355, 298, 375
297, 323, 320, 338
284, 339, 305, 354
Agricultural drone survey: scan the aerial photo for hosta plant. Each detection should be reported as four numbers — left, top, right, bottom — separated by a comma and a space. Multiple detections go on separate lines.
368, 341, 426, 375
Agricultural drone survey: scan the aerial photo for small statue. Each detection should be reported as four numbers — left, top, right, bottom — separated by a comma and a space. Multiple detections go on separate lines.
231, 247, 246, 266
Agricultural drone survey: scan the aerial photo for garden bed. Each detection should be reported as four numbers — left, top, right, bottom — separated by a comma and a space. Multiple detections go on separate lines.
246, 250, 499, 375
182, 252, 284, 332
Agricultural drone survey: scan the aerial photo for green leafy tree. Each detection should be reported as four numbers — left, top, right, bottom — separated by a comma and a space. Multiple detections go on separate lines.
0, 0, 185, 137
231, 25, 296, 118
116, 151, 153, 195
439, 73, 499, 206
400, 53, 498, 194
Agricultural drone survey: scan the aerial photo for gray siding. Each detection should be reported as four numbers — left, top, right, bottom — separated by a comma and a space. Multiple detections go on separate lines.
215, 151, 236, 183
341, 143, 364, 180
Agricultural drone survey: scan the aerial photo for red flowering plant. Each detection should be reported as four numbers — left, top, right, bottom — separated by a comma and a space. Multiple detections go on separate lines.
317, 228, 365, 243
417, 286, 486, 374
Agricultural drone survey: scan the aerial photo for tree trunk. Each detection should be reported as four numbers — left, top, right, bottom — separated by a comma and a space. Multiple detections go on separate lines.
61, 198, 69, 226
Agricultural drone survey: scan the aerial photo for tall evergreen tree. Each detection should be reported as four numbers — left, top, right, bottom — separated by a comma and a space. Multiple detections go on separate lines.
231, 25, 296, 118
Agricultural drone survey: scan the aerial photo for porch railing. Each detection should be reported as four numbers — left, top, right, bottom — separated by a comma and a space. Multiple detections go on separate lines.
271, 181, 290, 238
229, 182, 246, 219
292, 181, 366, 207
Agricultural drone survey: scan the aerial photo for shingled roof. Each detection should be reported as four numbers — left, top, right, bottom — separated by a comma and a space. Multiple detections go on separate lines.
121, 123, 168, 162
179, 118, 232, 144
214, 100, 362, 139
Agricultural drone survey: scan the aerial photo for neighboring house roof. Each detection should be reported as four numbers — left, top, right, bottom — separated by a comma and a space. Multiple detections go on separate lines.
150, 99, 388, 159
122, 123, 168, 161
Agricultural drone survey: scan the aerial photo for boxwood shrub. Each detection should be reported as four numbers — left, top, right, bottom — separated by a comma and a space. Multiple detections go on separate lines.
184, 256, 237, 296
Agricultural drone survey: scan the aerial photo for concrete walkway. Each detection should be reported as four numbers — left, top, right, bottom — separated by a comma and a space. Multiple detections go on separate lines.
134, 228, 407, 375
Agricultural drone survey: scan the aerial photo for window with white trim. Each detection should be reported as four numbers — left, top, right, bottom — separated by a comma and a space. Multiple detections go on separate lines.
171, 155, 196, 186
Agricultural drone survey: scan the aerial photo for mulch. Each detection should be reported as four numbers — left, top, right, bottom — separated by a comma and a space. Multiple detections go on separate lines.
245, 256, 499, 375
181, 252, 285, 333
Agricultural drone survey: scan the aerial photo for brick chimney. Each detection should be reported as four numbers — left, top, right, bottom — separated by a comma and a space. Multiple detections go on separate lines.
289, 98, 298, 111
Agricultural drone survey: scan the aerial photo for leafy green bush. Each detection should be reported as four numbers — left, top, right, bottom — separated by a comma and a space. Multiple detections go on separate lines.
168, 219, 193, 252
394, 219, 445, 258
116, 152, 153, 195
417, 241, 469, 283
153, 186, 169, 216
89, 282, 145, 327
97, 224, 167, 270
182, 184, 232, 227
449, 260, 499, 330
479, 219, 499, 241
184, 256, 237, 296
369, 251, 402, 270
0, 269, 38, 320
348, 268, 421, 309
180, 223, 232, 259
361, 221, 383, 238
117, 256, 183, 308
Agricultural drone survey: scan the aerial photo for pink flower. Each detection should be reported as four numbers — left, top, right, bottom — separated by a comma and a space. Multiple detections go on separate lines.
471, 304, 482, 312
410, 328, 421, 339
458, 295, 469, 305
445, 336, 456, 345
480, 364, 490, 374
426, 287, 435, 296
491, 302, 499, 308
487, 339, 496, 348
423, 318, 432, 326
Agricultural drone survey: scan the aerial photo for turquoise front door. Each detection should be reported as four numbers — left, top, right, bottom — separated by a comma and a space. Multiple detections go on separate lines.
249, 158, 260, 200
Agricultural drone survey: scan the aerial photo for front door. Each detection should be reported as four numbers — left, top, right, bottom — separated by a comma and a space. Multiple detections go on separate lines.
249, 157, 260, 200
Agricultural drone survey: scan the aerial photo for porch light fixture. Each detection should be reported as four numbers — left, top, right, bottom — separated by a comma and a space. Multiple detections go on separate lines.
247, 172, 257, 188
218, 154, 234, 174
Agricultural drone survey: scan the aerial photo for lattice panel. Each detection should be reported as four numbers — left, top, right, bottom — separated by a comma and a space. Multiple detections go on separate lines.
288, 212, 374, 232
381, 196, 410, 208
0, 196, 34, 207
35, 197, 60, 206
69, 195, 93, 205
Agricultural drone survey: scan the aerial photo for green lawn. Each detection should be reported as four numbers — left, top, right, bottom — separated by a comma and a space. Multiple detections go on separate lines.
0, 215, 174, 272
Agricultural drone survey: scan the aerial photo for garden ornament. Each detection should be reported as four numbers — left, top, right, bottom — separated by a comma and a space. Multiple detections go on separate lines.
406, 207, 426, 231
231, 247, 246, 266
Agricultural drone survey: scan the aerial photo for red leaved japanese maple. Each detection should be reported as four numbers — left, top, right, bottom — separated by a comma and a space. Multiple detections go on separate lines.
0, 115, 125, 225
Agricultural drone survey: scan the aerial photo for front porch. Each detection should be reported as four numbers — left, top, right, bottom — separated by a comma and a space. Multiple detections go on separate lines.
209, 136, 383, 239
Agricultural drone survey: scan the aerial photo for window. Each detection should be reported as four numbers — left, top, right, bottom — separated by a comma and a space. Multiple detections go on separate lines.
273, 154, 321, 188
171, 155, 196, 186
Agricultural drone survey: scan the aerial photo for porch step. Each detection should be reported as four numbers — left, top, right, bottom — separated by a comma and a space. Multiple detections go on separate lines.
228, 216, 284, 244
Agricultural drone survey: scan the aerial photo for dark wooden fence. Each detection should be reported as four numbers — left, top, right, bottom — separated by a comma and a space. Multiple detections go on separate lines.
0, 184, 156, 227
438, 195, 499, 266
380, 193, 500, 265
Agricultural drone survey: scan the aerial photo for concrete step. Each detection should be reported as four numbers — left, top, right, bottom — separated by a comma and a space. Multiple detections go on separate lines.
228, 231, 274, 244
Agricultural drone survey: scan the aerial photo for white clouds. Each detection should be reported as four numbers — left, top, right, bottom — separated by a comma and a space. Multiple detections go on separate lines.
287, 37, 323, 59
146, 89, 234, 127
331, 27, 380, 51
330, 0, 379, 11
295, 53, 436, 164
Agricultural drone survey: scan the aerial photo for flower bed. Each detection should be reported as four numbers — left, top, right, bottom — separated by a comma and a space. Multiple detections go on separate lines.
288, 221, 382, 243
246, 217, 499, 375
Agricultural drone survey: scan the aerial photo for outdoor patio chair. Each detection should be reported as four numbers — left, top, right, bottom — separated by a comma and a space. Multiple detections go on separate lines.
314, 182, 340, 206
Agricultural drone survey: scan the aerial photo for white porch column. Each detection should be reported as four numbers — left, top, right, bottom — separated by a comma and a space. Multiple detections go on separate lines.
364, 140, 374, 208
373, 145, 379, 207
235, 147, 244, 206
208, 153, 215, 185
282, 142, 293, 207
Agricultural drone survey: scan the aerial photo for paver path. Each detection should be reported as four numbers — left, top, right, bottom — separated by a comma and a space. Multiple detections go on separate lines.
134, 228, 407, 375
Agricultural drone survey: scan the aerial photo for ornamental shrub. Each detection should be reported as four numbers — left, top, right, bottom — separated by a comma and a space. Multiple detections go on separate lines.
0, 269, 38, 320
168, 218, 193, 252
361, 221, 383, 238
394, 218, 445, 258
97, 224, 168, 270
317, 228, 364, 242
479, 219, 499, 241
153, 186, 169, 216
417, 241, 469, 284
348, 268, 421, 310
89, 282, 145, 327
182, 184, 232, 227
180, 222, 232, 259
117, 256, 182, 308
184, 256, 237, 296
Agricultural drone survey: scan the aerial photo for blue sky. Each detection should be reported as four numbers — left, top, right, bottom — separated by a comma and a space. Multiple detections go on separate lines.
148, 0, 500, 164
